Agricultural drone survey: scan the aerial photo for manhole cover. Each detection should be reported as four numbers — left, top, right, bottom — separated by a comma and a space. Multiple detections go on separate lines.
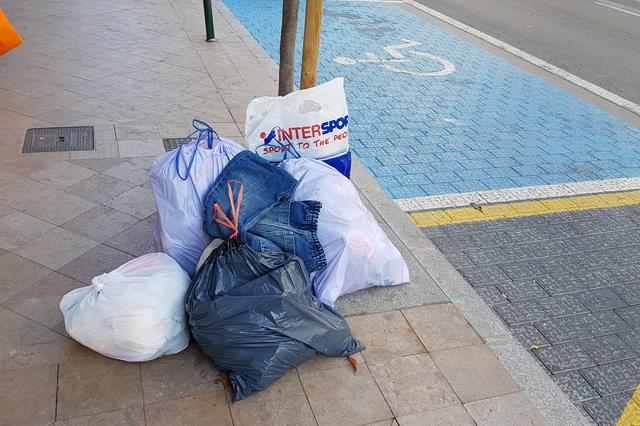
23, 126, 94, 153
162, 137, 196, 152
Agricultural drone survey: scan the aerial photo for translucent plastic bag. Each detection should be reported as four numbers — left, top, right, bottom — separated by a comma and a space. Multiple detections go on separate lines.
280, 158, 409, 306
150, 120, 245, 276
60, 253, 191, 362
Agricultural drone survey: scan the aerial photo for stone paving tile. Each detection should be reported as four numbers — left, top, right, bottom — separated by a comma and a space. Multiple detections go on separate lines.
537, 294, 590, 318
0, 365, 58, 426
611, 284, 640, 305
4, 271, 81, 328
578, 335, 637, 365
395, 405, 475, 426
458, 265, 510, 287
67, 173, 135, 204
474, 284, 508, 306
300, 364, 392, 425
551, 371, 600, 403
28, 161, 96, 189
62, 205, 139, 242
0, 211, 54, 250
57, 355, 144, 421
55, 407, 145, 426
402, 304, 482, 352
369, 353, 459, 417
141, 345, 222, 405
430, 344, 521, 403
104, 215, 156, 257
576, 288, 627, 312
510, 324, 551, 348
618, 330, 640, 355
581, 393, 631, 426
534, 342, 596, 373
22, 189, 98, 226
104, 186, 157, 219
13, 227, 99, 270
580, 359, 640, 396
347, 311, 424, 363
0, 251, 52, 303
144, 392, 232, 426
494, 300, 550, 326
463, 391, 547, 425
58, 244, 135, 285
494, 279, 549, 302
615, 305, 640, 328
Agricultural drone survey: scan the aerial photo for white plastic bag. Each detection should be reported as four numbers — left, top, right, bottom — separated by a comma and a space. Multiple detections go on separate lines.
245, 78, 351, 176
60, 253, 191, 362
280, 158, 409, 306
150, 124, 245, 276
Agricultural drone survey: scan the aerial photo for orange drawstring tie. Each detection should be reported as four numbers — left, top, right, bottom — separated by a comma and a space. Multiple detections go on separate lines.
213, 180, 243, 239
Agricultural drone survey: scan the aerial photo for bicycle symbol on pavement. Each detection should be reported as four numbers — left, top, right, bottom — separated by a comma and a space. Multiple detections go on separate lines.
335, 39, 456, 77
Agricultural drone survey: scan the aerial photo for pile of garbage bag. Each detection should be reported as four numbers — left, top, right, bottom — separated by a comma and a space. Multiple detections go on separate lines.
59, 80, 410, 400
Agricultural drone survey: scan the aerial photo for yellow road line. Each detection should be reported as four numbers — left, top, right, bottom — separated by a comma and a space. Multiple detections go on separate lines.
617, 384, 640, 425
410, 190, 640, 228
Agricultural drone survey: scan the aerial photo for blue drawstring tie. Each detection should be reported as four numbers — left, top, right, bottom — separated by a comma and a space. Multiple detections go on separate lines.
175, 119, 220, 181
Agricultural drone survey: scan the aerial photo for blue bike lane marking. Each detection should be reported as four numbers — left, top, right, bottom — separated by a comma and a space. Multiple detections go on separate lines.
223, 0, 640, 200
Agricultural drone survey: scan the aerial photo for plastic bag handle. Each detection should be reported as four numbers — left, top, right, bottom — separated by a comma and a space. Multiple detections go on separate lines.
213, 180, 243, 239
175, 119, 221, 181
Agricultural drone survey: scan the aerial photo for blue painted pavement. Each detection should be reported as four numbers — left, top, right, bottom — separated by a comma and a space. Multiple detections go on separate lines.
224, 0, 640, 200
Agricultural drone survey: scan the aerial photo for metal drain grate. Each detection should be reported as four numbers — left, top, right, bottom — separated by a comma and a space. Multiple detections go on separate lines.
23, 126, 94, 153
162, 137, 196, 152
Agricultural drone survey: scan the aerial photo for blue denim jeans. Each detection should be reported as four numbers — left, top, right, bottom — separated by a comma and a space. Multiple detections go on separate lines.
204, 151, 326, 273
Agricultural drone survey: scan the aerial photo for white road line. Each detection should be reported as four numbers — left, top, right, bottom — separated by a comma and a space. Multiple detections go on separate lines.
395, 177, 640, 212
594, 1, 640, 17
400, 0, 640, 117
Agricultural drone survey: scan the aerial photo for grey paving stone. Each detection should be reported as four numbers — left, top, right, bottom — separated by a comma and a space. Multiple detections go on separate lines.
536, 315, 594, 344
576, 289, 627, 312
443, 251, 476, 269
581, 393, 630, 426
537, 295, 590, 318
465, 247, 508, 266
611, 284, 640, 305
588, 310, 633, 336
551, 372, 599, 403
611, 264, 640, 284
577, 268, 624, 290
577, 335, 637, 365
536, 274, 589, 295
580, 359, 640, 396
474, 284, 508, 306
495, 279, 549, 302
499, 260, 548, 280
535, 342, 596, 373
618, 330, 640, 355
615, 305, 640, 329
494, 300, 550, 326
510, 324, 550, 348
459, 265, 510, 287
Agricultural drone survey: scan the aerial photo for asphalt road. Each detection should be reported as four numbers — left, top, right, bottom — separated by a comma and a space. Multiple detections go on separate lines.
413, 0, 640, 105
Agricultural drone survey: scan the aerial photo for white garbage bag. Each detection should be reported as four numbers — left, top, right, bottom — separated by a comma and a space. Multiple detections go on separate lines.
280, 158, 409, 306
150, 121, 245, 276
60, 253, 191, 362
245, 77, 352, 177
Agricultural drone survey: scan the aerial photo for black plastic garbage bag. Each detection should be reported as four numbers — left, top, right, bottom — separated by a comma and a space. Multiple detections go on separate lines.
185, 238, 363, 401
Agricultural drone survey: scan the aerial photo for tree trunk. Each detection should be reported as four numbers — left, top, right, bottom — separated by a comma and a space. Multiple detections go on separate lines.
279, 0, 299, 96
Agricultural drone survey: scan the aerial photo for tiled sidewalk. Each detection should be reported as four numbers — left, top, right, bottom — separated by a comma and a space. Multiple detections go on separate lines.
423, 205, 640, 425
0, 0, 562, 425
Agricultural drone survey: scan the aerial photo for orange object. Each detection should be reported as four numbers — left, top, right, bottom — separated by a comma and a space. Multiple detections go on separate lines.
213, 180, 244, 239
0, 9, 23, 56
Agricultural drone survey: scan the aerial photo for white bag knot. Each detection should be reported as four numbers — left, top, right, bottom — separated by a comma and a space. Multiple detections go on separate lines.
91, 274, 108, 293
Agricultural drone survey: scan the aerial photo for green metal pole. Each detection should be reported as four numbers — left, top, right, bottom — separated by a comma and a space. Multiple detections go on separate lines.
203, 0, 215, 41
